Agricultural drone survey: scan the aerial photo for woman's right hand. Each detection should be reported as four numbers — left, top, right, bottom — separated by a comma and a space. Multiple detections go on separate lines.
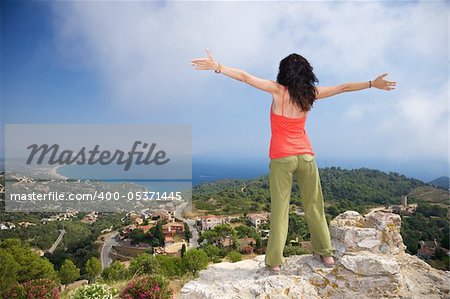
191, 48, 219, 72
372, 73, 397, 91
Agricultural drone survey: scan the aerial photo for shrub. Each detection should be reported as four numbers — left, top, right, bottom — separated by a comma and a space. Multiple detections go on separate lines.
283, 245, 309, 257
101, 261, 129, 282
0, 238, 59, 291
202, 244, 221, 260
120, 275, 174, 299
154, 255, 185, 278
59, 259, 80, 285
3, 278, 60, 299
182, 249, 209, 275
85, 257, 102, 282
227, 250, 242, 262
72, 283, 119, 299
128, 253, 158, 276
211, 256, 222, 263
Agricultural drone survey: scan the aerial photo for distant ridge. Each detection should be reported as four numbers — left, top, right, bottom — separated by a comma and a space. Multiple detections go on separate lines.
428, 176, 450, 190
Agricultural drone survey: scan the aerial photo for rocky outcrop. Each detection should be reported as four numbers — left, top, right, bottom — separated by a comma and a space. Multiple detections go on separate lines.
180, 211, 450, 299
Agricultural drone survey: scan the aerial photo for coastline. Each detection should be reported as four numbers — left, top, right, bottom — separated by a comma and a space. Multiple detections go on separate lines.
50, 165, 69, 180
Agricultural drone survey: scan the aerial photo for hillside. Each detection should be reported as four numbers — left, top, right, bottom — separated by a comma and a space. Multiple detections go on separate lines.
429, 176, 450, 190
191, 166, 439, 215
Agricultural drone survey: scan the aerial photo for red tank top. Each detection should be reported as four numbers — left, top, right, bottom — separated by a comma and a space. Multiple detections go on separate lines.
269, 86, 315, 159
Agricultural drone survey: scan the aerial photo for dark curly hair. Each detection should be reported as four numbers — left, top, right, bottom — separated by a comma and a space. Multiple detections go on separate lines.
276, 53, 318, 112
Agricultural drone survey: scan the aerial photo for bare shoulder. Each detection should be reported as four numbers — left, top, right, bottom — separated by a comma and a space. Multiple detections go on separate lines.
271, 81, 285, 97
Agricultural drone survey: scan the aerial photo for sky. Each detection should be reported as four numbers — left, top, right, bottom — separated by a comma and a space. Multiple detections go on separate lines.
1, 0, 449, 182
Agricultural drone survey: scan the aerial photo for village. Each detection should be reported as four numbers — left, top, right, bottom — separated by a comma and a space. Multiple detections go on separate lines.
0, 170, 448, 264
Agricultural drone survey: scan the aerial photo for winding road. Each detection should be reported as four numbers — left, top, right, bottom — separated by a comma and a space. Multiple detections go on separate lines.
174, 201, 199, 249
99, 201, 199, 270
101, 231, 119, 270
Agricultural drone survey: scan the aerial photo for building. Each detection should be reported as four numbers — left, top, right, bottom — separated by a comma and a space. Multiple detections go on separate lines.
221, 235, 234, 248
81, 211, 98, 224
417, 239, 439, 259
138, 224, 154, 234
17, 222, 36, 228
401, 195, 408, 207
150, 209, 172, 222
162, 221, 185, 236
0, 222, 15, 230
133, 217, 144, 226
199, 215, 228, 231
247, 212, 270, 229
239, 237, 256, 247
164, 235, 174, 244
392, 204, 416, 216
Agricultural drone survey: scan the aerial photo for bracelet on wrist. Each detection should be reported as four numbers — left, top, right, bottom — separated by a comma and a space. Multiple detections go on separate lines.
214, 62, 222, 74
369, 80, 372, 88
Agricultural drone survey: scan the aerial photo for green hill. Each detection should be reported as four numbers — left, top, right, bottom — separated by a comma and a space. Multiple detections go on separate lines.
428, 176, 450, 190
192, 166, 446, 215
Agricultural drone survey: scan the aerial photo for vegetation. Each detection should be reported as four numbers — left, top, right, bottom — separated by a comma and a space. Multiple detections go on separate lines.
198, 223, 239, 250
120, 275, 173, 299
192, 167, 448, 271
428, 176, 450, 190
283, 244, 310, 256
101, 261, 129, 282
0, 238, 59, 295
192, 167, 426, 215
3, 278, 60, 299
149, 222, 166, 247
182, 249, 209, 275
72, 283, 119, 299
227, 250, 242, 262
59, 259, 80, 285
85, 257, 102, 283
1, 167, 448, 295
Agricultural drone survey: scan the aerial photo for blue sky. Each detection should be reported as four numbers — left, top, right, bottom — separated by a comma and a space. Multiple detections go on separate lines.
1, 1, 448, 182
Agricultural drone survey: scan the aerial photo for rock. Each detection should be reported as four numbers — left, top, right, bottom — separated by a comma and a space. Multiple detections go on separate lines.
330, 210, 406, 256
180, 211, 450, 299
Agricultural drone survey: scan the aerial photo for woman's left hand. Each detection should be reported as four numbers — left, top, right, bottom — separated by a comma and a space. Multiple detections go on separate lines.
191, 48, 219, 71
372, 73, 397, 91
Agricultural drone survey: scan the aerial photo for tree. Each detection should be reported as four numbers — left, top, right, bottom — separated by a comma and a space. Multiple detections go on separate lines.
182, 249, 209, 275
155, 255, 185, 278
0, 238, 59, 290
59, 259, 80, 285
149, 221, 165, 247
201, 243, 222, 260
101, 261, 128, 281
184, 223, 192, 241
85, 257, 101, 282
0, 249, 19, 294
128, 253, 158, 276
129, 228, 147, 245
181, 243, 186, 258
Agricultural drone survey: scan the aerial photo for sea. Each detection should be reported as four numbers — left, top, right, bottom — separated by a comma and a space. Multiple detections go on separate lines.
56, 156, 271, 188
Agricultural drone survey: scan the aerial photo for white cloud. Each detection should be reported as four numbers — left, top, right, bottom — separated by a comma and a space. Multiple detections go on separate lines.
50, 1, 449, 162
376, 84, 448, 161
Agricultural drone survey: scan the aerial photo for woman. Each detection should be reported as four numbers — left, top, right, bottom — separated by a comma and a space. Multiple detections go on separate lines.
191, 49, 396, 272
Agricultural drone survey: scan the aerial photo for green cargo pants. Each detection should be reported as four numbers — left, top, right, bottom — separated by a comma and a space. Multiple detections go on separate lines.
264, 154, 335, 267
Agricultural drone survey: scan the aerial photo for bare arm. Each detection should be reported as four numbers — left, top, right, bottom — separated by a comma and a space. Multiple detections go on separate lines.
315, 73, 397, 100
191, 48, 280, 94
